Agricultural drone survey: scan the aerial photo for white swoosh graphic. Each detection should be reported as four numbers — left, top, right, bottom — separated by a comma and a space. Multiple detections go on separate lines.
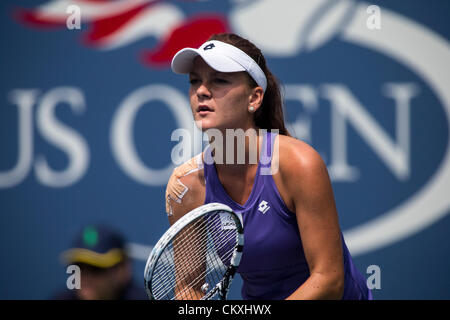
341, 3, 450, 255
36, 0, 153, 20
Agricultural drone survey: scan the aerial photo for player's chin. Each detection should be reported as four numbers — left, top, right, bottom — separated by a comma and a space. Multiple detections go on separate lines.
194, 117, 218, 132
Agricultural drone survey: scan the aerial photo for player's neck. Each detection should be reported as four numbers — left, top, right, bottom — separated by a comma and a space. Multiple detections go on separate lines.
209, 127, 263, 176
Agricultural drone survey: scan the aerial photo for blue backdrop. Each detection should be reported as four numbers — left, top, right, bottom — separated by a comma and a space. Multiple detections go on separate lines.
1, 0, 449, 299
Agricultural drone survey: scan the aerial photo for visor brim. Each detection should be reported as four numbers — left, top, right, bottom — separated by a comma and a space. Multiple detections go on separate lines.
171, 48, 246, 74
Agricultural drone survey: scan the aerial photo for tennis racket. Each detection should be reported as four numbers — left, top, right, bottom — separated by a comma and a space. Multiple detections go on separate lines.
144, 202, 244, 300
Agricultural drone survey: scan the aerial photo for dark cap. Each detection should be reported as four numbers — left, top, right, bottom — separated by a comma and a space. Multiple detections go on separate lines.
61, 224, 127, 268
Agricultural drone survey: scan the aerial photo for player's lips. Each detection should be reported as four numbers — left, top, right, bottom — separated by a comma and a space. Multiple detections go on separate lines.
197, 105, 214, 114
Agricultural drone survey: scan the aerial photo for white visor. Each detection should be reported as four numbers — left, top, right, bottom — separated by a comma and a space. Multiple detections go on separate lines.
171, 40, 267, 92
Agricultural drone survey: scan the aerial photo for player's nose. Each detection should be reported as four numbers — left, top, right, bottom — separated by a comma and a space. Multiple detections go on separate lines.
196, 83, 212, 99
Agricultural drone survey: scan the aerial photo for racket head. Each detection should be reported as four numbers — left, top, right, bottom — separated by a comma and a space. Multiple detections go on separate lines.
144, 202, 244, 300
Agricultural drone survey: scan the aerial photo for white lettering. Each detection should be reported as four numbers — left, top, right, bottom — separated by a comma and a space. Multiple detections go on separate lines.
66, 265, 81, 290
284, 84, 318, 143
0, 90, 37, 188
110, 85, 193, 185
366, 264, 381, 289
35, 87, 89, 187
66, 5, 81, 30
366, 5, 381, 30
323, 83, 418, 181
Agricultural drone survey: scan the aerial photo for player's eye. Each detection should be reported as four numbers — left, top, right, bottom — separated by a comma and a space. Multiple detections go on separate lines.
214, 78, 229, 84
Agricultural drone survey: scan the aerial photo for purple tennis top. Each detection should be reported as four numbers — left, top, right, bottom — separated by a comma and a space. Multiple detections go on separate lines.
203, 130, 372, 300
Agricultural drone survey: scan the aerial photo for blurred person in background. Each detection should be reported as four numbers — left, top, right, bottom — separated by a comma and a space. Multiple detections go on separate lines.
52, 224, 147, 300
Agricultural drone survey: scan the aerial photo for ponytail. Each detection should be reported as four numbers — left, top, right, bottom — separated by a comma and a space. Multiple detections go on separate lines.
207, 33, 290, 136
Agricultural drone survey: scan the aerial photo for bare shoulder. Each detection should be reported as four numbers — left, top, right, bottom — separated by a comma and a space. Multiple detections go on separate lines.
271, 135, 332, 214
270, 135, 329, 212
165, 154, 205, 224
276, 135, 326, 177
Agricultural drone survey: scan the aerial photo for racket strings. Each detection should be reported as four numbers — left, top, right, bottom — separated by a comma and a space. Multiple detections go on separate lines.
151, 220, 236, 298
150, 211, 238, 300
151, 216, 208, 292
152, 214, 231, 288
172, 230, 236, 293
153, 229, 212, 299
174, 249, 234, 300
172, 231, 236, 300
164, 227, 234, 284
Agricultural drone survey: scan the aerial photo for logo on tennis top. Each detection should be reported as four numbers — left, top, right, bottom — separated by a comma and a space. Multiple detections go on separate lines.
203, 43, 215, 51
258, 200, 270, 214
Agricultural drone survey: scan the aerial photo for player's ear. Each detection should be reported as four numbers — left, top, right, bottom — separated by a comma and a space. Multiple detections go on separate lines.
248, 86, 264, 113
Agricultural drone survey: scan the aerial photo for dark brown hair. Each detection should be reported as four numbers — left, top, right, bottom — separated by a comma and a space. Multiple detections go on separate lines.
207, 33, 290, 136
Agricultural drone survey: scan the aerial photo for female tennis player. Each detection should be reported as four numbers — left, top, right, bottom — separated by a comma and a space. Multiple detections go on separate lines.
166, 33, 372, 300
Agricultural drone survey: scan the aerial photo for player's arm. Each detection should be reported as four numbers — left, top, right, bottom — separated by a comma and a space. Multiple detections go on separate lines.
165, 161, 206, 299
281, 139, 345, 300
165, 155, 205, 225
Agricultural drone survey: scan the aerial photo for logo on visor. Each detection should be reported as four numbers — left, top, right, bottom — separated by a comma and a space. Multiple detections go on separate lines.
203, 43, 215, 51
